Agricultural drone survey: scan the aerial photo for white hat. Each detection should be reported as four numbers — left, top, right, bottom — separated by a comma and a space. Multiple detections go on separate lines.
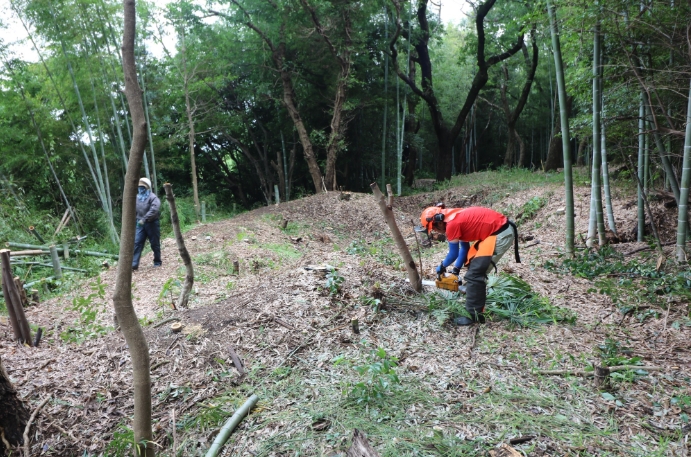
139, 177, 152, 189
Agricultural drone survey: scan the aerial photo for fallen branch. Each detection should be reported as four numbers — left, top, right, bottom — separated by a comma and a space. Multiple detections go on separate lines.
273, 317, 295, 330
228, 346, 245, 376
151, 360, 171, 371
524, 240, 541, 249
537, 365, 665, 376
153, 317, 180, 329
23, 395, 51, 457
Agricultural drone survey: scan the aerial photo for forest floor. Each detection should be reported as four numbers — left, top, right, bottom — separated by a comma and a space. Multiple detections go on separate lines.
2, 169, 690, 457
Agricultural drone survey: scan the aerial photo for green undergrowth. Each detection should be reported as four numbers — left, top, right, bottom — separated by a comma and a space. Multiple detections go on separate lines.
419, 273, 575, 327
544, 245, 691, 317
346, 235, 402, 269
427, 167, 585, 206
158, 352, 650, 457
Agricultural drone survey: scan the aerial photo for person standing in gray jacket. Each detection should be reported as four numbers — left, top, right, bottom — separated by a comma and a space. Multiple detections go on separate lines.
132, 177, 161, 270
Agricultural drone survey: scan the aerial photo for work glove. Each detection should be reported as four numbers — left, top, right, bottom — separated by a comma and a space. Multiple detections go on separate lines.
451, 267, 461, 276
435, 262, 445, 279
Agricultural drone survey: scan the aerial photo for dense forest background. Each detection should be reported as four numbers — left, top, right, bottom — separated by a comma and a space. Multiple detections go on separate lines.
0, 0, 689, 250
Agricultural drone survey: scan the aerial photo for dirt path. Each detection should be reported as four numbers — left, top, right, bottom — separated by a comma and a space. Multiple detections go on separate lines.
2, 177, 689, 456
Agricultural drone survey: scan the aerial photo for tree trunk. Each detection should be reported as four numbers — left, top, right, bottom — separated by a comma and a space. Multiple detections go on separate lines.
676, 78, 691, 262
370, 183, 421, 292
544, 131, 563, 172
116, 1, 154, 455
0, 355, 29, 455
389, 0, 523, 182
163, 184, 194, 307
547, 0, 575, 258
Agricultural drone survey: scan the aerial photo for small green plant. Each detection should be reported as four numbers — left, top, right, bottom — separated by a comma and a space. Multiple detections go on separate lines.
516, 196, 548, 225
158, 277, 181, 307
593, 338, 646, 383
325, 268, 344, 295
335, 348, 400, 405
60, 277, 112, 344
105, 424, 135, 456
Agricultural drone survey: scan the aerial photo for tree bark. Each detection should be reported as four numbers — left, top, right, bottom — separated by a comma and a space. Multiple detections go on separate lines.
370, 183, 421, 292
163, 184, 194, 307
117, 1, 154, 455
0, 355, 29, 455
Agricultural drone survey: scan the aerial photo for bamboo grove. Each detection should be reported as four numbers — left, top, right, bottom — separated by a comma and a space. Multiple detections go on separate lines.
0, 0, 690, 258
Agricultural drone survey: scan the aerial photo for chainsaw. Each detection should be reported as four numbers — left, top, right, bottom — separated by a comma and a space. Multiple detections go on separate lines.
435, 273, 460, 292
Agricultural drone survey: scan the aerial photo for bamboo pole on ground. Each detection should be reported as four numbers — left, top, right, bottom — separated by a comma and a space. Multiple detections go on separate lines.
205, 394, 259, 457
370, 183, 421, 292
0, 250, 32, 345
6, 243, 119, 260
164, 183, 195, 308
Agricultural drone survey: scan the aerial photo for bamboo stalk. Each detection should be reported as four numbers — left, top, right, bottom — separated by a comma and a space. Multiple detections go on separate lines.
626, 155, 663, 253
6, 243, 119, 259
49, 246, 62, 280
676, 78, 691, 262
204, 394, 259, 457
547, 0, 575, 257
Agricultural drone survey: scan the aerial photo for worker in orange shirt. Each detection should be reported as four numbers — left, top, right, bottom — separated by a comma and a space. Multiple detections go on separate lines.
419, 205, 520, 325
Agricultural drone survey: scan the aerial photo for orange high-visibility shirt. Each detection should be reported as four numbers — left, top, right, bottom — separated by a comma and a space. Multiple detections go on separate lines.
445, 207, 507, 242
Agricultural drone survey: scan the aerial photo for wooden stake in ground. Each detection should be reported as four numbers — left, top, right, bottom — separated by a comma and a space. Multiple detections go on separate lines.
370, 183, 422, 292
163, 183, 195, 308
0, 355, 30, 455
0, 250, 32, 345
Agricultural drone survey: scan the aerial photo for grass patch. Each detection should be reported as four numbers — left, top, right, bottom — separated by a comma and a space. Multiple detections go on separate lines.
265, 243, 302, 260
346, 235, 402, 269
544, 245, 691, 315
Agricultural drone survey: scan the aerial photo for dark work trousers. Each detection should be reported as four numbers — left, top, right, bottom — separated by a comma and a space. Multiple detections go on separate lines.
464, 226, 515, 316
464, 254, 493, 317
132, 219, 161, 268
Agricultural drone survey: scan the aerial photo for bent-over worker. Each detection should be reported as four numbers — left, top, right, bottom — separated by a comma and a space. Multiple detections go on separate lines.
132, 177, 162, 271
419, 205, 520, 326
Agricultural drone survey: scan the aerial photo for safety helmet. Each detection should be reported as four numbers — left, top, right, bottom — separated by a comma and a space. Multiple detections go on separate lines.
139, 177, 152, 190
419, 205, 444, 234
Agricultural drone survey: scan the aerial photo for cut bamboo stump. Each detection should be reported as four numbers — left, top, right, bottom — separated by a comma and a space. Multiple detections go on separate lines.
28, 226, 45, 244
49, 245, 62, 279
0, 250, 32, 345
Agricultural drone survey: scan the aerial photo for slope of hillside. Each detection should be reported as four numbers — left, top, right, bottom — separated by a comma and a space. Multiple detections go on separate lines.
2, 171, 690, 456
